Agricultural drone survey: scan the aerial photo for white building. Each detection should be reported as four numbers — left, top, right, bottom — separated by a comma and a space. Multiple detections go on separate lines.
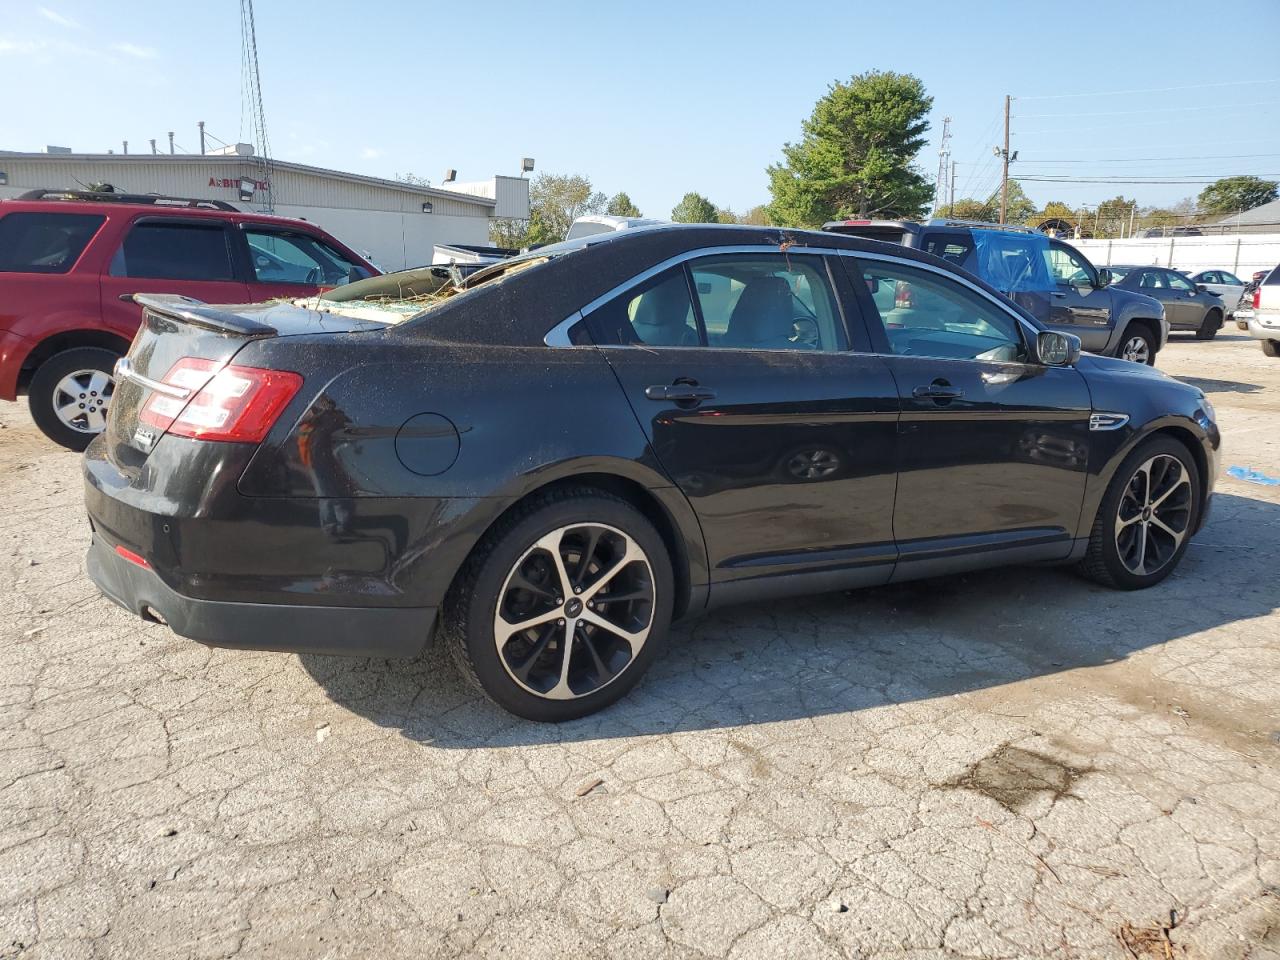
0, 148, 530, 271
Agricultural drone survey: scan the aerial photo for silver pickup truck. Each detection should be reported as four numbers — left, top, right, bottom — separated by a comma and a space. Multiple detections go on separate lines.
1245, 265, 1280, 357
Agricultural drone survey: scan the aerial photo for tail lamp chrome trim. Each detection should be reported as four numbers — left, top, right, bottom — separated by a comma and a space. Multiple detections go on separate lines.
113, 357, 193, 401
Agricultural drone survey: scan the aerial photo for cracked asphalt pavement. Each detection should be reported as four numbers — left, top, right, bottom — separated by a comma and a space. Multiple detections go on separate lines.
3, 333, 1279, 959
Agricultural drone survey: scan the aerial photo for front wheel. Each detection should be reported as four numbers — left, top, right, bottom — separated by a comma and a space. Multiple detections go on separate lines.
443, 489, 674, 721
1079, 437, 1200, 590
1117, 328, 1155, 365
1195, 310, 1221, 340
27, 347, 120, 451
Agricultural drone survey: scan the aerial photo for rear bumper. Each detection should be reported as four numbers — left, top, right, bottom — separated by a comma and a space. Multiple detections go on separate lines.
1246, 313, 1280, 341
87, 532, 434, 657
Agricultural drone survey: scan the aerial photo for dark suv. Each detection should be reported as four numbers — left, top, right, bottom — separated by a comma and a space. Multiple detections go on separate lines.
0, 190, 377, 449
823, 219, 1168, 365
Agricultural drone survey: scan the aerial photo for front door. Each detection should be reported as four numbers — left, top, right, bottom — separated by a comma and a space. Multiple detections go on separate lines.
847, 254, 1092, 580
98, 217, 252, 343
583, 252, 901, 589
1045, 241, 1112, 352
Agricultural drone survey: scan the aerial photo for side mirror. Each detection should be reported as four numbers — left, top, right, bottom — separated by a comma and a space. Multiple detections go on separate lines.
1094, 268, 1112, 288
1195, 283, 1207, 293
1036, 330, 1081, 366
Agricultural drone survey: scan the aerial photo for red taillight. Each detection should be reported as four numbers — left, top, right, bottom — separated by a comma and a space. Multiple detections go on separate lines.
138, 358, 303, 443
1254, 288, 1262, 310
115, 544, 150, 569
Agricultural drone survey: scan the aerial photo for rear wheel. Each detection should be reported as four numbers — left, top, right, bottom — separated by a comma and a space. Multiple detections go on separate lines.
443, 489, 674, 721
1080, 436, 1200, 590
27, 347, 120, 451
1195, 309, 1221, 340
1263, 340, 1280, 358
1117, 327, 1155, 365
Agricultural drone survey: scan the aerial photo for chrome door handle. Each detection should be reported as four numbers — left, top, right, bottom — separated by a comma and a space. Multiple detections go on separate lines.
644, 384, 716, 402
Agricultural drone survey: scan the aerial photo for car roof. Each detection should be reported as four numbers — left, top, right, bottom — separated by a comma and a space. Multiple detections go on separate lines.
0, 194, 322, 229
405, 222, 1042, 347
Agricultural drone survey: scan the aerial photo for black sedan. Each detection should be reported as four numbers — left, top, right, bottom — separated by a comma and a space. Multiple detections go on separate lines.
84, 225, 1219, 721
1107, 264, 1227, 339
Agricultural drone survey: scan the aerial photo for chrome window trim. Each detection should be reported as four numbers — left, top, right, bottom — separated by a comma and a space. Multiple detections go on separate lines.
541, 242, 1047, 358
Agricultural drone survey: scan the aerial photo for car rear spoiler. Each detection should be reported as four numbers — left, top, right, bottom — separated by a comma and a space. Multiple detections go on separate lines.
124, 293, 279, 338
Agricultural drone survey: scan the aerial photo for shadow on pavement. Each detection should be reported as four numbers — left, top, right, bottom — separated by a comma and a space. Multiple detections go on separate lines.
299, 492, 1279, 748
1179, 375, 1264, 396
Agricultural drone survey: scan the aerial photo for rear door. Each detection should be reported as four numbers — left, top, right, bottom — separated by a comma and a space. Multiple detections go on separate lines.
1044, 241, 1112, 351
97, 217, 252, 344
237, 224, 372, 301
846, 253, 1091, 578
584, 250, 901, 590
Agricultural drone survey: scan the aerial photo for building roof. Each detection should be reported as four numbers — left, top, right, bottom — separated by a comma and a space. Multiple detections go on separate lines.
0, 151, 495, 208
1212, 197, 1280, 228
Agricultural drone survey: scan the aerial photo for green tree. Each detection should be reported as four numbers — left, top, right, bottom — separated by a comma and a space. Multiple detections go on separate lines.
766, 70, 933, 226
488, 172, 607, 247
671, 192, 719, 223
946, 198, 996, 222
999, 180, 1036, 224
738, 204, 773, 226
606, 191, 642, 217
715, 207, 740, 224
1197, 175, 1278, 216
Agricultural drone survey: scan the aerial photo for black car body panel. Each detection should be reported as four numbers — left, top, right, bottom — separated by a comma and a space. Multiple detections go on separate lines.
83, 224, 1219, 661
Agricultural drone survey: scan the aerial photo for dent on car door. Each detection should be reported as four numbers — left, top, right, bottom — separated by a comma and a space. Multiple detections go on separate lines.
846, 254, 1092, 579
582, 252, 901, 592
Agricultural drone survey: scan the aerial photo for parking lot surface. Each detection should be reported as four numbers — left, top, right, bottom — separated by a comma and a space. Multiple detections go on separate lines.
2, 334, 1279, 960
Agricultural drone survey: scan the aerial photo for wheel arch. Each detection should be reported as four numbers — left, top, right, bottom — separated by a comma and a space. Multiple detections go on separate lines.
16, 329, 131, 394
448, 465, 707, 622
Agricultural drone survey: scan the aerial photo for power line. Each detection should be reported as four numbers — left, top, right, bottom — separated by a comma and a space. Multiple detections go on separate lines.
1016, 78, 1280, 101
1014, 152, 1280, 163
1020, 175, 1280, 184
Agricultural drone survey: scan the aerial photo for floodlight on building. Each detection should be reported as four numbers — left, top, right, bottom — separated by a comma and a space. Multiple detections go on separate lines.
521, 157, 535, 174
422, 201, 433, 214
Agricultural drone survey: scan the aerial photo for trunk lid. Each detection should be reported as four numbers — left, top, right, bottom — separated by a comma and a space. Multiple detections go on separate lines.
105, 294, 383, 471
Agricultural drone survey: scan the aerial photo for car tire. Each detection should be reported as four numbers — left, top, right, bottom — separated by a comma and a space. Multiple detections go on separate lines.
442, 488, 674, 722
27, 347, 120, 452
1116, 327, 1156, 365
1263, 340, 1280, 358
1079, 436, 1201, 590
1194, 310, 1221, 340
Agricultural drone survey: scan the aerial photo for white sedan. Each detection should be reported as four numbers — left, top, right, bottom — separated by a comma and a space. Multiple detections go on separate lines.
1187, 270, 1246, 317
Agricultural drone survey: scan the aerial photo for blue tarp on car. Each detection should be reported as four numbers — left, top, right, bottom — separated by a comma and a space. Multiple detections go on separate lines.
972, 230, 1055, 295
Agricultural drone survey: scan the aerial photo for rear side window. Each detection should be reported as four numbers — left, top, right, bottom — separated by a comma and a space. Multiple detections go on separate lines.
922, 234, 973, 267
0, 212, 105, 274
1265, 267, 1280, 286
110, 221, 235, 281
586, 267, 701, 347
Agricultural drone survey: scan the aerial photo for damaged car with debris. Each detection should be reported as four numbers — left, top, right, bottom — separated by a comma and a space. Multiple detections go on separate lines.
83, 224, 1218, 721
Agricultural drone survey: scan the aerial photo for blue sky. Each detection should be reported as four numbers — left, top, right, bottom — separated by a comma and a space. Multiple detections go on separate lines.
2, 0, 1278, 219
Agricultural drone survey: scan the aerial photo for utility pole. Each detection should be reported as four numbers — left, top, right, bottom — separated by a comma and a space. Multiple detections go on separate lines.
198, 121, 206, 155
934, 116, 952, 215
999, 95, 1011, 224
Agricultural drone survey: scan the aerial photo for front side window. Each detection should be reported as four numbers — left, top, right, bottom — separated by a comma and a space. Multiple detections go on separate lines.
110, 221, 235, 281
244, 228, 367, 285
0, 212, 104, 274
857, 259, 1028, 363
1166, 271, 1196, 292
688, 254, 844, 352
1044, 243, 1096, 287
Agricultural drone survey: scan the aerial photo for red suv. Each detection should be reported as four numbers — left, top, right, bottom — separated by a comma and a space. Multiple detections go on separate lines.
0, 190, 378, 449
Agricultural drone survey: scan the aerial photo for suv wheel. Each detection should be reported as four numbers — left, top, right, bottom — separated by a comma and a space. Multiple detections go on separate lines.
443, 489, 674, 721
1117, 328, 1155, 365
1194, 309, 1221, 340
1263, 340, 1279, 358
28, 347, 120, 451
1079, 436, 1200, 590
